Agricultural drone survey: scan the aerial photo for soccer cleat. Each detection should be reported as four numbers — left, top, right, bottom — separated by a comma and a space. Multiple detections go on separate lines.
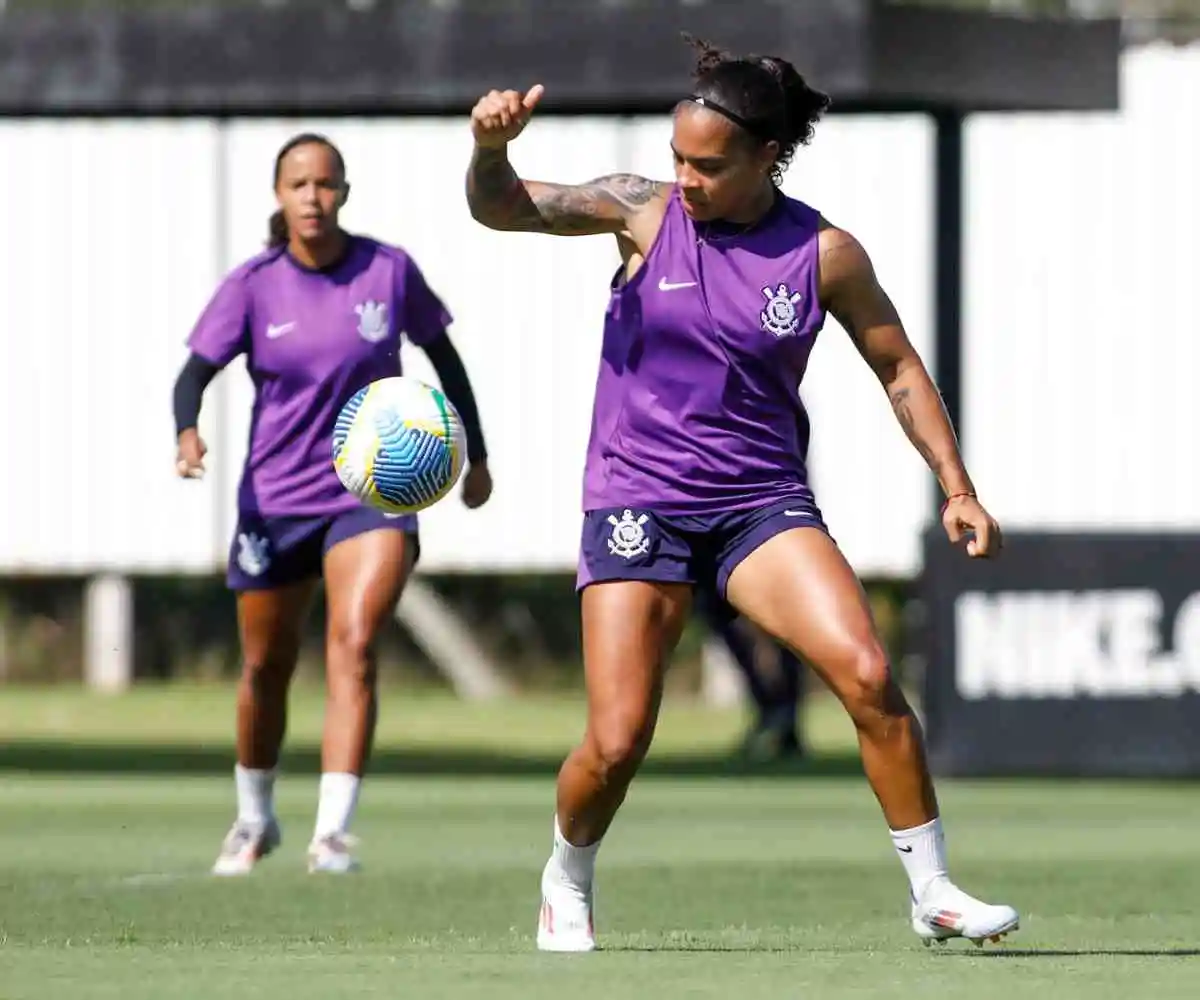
307, 832, 361, 874
211, 818, 281, 876
536, 860, 596, 953
912, 877, 1019, 946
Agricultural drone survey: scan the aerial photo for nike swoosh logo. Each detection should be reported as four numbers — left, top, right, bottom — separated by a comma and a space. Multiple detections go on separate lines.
266, 322, 295, 339
783, 509, 811, 517
898, 845, 914, 853
658, 277, 696, 292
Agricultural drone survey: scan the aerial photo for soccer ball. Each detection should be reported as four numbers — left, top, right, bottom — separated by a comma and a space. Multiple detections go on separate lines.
332, 376, 467, 515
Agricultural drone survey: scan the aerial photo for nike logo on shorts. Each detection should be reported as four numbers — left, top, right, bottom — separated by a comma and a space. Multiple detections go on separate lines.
266, 322, 296, 339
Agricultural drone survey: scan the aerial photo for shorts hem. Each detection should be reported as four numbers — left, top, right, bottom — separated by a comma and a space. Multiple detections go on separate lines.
576, 569, 695, 593
714, 514, 828, 599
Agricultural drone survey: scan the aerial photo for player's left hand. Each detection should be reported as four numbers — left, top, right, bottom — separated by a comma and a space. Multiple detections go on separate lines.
461, 461, 493, 509
942, 493, 1002, 558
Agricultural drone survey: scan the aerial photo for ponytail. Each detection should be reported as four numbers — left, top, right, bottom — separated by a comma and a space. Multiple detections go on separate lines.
267, 209, 289, 248
682, 33, 830, 184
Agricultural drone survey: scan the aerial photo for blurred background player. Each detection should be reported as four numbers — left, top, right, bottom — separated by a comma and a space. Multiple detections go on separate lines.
694, 584, 806, 759
465, 37, 1017, 951
172, 132, 493, 876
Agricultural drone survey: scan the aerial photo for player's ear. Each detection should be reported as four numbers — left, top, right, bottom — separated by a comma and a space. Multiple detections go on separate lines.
338, 183, 351, 208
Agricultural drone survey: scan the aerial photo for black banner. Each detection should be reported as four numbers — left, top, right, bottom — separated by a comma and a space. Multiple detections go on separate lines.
0, 0, 1119, 115
922, 531, 1200, 777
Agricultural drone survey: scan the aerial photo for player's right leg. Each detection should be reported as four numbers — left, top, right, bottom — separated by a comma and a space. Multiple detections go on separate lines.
213, 519, 319, 876
538, 507, 693, 952
539, 578, 692, 953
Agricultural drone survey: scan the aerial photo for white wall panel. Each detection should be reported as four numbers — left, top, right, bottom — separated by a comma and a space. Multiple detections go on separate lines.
5, 44, 1196, 578
965, 43, 1200, 529
0, 120, 223, 572
624, 114, 935, 577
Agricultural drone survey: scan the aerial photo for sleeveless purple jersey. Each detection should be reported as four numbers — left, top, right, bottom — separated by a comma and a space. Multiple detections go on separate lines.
582, 188, 825, 516
187, 236, 451, 517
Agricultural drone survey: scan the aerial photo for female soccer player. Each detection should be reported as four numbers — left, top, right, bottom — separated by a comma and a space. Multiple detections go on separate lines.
465, 38, 1017, 950
174, 132, 492, 876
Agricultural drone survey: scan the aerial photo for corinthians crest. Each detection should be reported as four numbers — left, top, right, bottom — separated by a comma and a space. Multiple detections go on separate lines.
355, 300, 389, 343
760, 283, 803, 338
236, 532, 271, 577
607, 509, 650, 559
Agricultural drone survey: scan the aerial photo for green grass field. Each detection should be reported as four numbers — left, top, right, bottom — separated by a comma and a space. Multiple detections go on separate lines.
1, 685, 1197, 998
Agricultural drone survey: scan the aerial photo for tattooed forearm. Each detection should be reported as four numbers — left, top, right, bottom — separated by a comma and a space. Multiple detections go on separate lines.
889, 387, 943, 472
466, 146, 542, 229
887, 378, 976, 496
466, 148, 663, 235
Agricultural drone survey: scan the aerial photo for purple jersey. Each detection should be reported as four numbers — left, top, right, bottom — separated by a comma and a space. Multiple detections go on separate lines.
582, 188, 825, 516
188, 236, 451, 516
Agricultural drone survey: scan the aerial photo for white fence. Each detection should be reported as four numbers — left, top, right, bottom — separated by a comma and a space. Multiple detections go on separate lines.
0, 43, 1196, 582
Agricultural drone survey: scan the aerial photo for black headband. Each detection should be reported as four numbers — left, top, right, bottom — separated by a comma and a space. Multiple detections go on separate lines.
686, 94, 777, 142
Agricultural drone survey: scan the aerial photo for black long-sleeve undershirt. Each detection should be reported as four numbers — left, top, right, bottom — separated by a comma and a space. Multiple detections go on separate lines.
172, 353, 219, 436
421, 331, 488, 465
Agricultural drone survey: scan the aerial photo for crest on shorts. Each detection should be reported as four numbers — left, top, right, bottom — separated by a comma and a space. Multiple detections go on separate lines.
607, 509, 650, 560
355, 300, 389, 343
236, 532, 271, 576
760, 283, 803, 338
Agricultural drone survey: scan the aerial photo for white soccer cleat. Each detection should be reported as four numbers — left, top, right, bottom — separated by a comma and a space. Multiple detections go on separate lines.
912, 878, 1020, 946
211, 818, 281, 876
536, 860, 596, 953
307, 832, 361, 874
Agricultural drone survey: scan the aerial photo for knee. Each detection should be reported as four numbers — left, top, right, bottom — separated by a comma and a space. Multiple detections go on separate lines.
586, 706, 656, 781
239, 653, 292, 699
326, 622, 378, 690
835, 643, 909, 724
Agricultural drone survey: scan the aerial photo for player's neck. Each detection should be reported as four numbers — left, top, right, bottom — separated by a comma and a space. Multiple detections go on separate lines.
288, 230, 349, 271
722, 184, 778, 226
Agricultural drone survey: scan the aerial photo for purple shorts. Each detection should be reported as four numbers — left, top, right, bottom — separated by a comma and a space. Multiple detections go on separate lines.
576, 495, 828, 600
226, 507, 419, 591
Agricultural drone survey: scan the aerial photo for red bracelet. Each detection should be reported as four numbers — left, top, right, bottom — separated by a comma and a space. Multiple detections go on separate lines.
940, 491, 976, 515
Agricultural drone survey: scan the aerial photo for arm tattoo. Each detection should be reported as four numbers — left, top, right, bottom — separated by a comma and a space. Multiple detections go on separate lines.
889, 386, 943, 473
467, 147, 661, 235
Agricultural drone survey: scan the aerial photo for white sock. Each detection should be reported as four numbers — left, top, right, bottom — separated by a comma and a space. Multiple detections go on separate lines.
547, 816, 601, 891
890, 817, 949, 900
234, 764, 276, 826
313, 772, 362, 840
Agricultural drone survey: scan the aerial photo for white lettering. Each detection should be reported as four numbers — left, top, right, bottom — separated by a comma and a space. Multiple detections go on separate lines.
1174, 592, 1200, 689
954, 589, 1199, 700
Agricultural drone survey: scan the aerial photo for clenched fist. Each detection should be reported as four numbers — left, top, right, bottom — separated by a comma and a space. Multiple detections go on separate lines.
470, 85, 545, 148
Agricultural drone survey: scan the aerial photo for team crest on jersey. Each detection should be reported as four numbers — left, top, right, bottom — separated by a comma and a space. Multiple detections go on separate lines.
355, 300, 389, 343
607, 509, 651, 560
236, 532, 271, 576
760, 283, 803, 338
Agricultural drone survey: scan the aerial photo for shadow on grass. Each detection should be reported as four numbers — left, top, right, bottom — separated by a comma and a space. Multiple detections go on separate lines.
0, 740, 866, 780
943, 949, 1200, 959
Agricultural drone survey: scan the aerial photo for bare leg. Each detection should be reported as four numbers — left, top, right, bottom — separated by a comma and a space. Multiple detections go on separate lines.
310, 528, 414, 864
538, 579, 691, 952
725, 526, 1019, 943
555, 581, 692, 845
726, 528, 935, 827
235, 582, 317, 771
211, 581, 316, 876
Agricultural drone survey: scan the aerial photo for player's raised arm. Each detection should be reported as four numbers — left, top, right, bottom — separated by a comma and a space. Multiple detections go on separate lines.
466, 85, 667, 236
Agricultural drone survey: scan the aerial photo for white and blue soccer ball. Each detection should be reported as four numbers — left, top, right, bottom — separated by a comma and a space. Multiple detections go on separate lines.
332, 376, 467, 514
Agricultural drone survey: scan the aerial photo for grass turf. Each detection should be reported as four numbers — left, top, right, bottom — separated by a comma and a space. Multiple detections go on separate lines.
0, 684, 1196, 998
